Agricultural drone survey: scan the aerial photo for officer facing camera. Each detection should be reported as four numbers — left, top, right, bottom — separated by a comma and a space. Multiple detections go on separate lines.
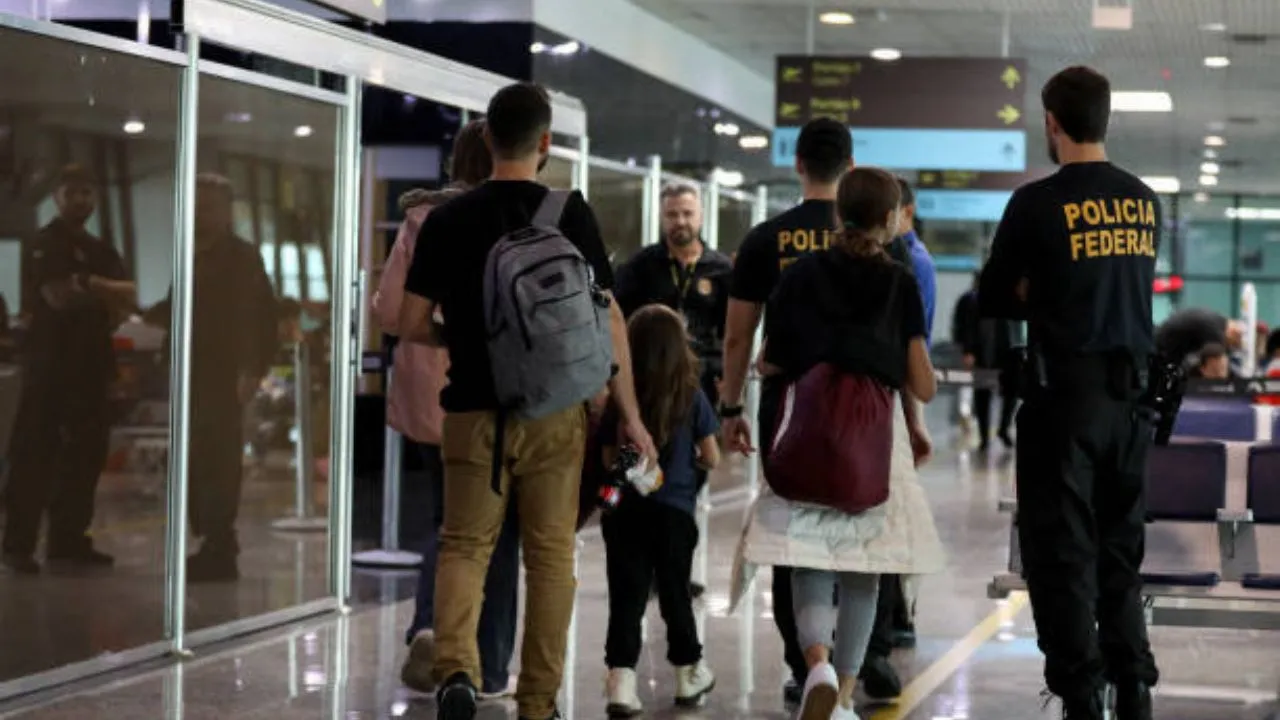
979, 66, 1160, 720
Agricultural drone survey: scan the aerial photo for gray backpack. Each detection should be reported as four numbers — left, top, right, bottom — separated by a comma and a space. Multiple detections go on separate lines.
483, 190, 614, 420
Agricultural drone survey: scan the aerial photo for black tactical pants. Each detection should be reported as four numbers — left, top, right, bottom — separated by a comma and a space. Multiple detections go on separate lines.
1015, 359, 1159, 702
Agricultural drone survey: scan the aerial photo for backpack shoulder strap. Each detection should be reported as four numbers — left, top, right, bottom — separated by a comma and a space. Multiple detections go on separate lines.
532, 189, 571, 228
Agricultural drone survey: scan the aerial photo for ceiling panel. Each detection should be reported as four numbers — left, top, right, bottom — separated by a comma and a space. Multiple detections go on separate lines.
629, 0, 1280, 193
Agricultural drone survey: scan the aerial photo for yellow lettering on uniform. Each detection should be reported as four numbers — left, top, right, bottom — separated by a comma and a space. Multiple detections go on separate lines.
1099, 229, 1113, 256
1064, 203, 1081, 231
1085, 231, 1100, 258
1144, 201, 1156, 226
1071, 233, 1084, 261
821, 229, 833, 249
1122, 199, 1138, 224
1082, 200, 1102, 226
1139, 229, 1153, 256
780, 257, 798, 270
1100, 200, 1118, 225
1127, 229, 1140, 256
797, 229, 813, 251
1114, 230, 1129, 256
778, 231, 792, 251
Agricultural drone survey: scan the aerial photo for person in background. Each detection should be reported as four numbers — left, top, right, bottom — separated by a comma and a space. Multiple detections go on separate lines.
3, 164, 135, 575
1154, 307, 1242, 369
1254, 322, 1271, 373
373, 119, 520, 700
600, 305, 719, 717
1266, 328, 1280, 374
613, 181, 732, 601
146, 174, 278, 582
951, 274, 981, 439
1190, 343, 1230, 380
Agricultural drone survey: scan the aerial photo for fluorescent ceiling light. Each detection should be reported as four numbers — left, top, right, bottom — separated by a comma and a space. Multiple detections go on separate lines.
1200, 162, 1221, 175
1110, 91, 1172, 113
1227, 207, 1280, 221
1204, 148, 1219, 159
225, 112, 252, 123
1092, 5, 1133, 30
819, 11, 855, 25
1194, 192, 1210, 203
713, 168, 745, 187
1199, 174, 1219, 186
123, 119, 145, 134
294, 125, 313, 138
714, 122, 741, 137
1204, 135, 1226, 147
870, 48, 902, 62
549, 41, 580, 56
1140, 176, 1180, 194
1201, 22, 1227, 32
1204, 56, 1230, 69
529, 41, 546, 54
739, 135, 769, 150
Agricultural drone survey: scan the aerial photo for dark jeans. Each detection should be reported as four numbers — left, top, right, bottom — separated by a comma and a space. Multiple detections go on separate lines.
188, 398, 245, 555
2, 376, 110, 557
974, 380, 1018, 444
759, 377, 811, 685
603, 497, 701, 668
1015, 363, 1159, 702
406, 443, 519, 693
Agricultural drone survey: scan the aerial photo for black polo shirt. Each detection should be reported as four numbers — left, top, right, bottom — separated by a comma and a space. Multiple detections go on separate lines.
614, 240, 732, 365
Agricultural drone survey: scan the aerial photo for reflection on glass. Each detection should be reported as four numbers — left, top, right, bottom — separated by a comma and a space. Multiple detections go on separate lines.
542, 154, 575, 191
0, 25, 178, 681
174, 73, 338, 630
717, 196, 754, 258
587, 166, 644, 264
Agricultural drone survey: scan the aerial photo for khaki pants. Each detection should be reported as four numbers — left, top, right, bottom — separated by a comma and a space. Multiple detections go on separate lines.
432, 406, 586, 719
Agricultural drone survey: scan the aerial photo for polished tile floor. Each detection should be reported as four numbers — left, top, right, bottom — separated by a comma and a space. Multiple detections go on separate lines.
1, 407, 1278, 719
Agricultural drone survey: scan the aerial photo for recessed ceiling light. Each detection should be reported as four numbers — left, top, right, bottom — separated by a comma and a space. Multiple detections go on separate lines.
739, 135, 769, 150
1141, 176, 1181, 193
1201, 161, 1221, 175
714, 122, 741, 137
549, 40, 580, 56
819, 11, 855, 25
1110, 91, 1173, 112
1194, 192, 1210, 203
225, 112, 252, 123
529, 42, 547, 54
712, 168, 745, 187
123, 119, 145, 134
1204, 56, 1230, 69
1199, 174, 1219, 186
870, 48, 902, 62
1201, 22, 1227, 32
1204, 135, 1226, 147
1203, 149, 1219, 159
294, 125, 313, 138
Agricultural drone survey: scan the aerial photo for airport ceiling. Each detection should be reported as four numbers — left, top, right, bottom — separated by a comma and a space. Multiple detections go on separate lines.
629, 0, 1280, 196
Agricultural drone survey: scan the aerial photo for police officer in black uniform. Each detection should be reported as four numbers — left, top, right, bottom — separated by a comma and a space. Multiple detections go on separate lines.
614, 181, 733, 408
979, 66, 1159, 720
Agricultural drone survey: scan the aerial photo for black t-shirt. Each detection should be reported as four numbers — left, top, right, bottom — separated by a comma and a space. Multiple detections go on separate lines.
979, 162, 1158, 357
404, 180, 614, 412
23, 217, 128, 379
614, 242, 732, 366
765, 249, 925, 389
730, 199, 837, 304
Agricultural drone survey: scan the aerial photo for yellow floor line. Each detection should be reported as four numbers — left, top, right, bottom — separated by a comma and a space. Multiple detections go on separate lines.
869, 590, 1029, 720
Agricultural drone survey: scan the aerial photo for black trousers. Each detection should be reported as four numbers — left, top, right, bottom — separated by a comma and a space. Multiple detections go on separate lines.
974, 387, 1017, 443
1016, 369, 1159, 701
866, 574, 909, 658
2, 374, 111, 557
188, 396, 246, 555
603, 497, 702, 668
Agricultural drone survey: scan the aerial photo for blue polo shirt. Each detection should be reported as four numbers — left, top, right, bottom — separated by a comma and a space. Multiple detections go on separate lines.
902, 230, 937, 347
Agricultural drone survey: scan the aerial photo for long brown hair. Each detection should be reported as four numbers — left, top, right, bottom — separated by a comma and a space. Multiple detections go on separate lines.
627, 305, 700, 451
833, 167, 901, 259
449, 118, 493, 187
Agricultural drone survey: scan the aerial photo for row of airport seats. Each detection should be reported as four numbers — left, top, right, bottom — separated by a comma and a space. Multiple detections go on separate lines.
990, 400, 1280, 633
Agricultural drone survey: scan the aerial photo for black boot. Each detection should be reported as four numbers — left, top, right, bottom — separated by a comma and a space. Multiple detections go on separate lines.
1114, 682, 1152, 720
859, 655, 903, 700
1060, 687, 1106, 720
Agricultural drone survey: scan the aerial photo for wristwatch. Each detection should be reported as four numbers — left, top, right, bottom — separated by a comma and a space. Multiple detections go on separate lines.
719, 404, 744, 419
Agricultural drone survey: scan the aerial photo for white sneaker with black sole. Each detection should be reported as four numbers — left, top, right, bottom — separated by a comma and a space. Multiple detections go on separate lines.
605, 667, 643, 718
437, 672, 477, 720
674, 660, 716, 707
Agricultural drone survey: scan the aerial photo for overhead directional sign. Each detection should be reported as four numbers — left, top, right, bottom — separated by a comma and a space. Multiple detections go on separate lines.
913, 169, 1049, 222
773, 56, 1029, 171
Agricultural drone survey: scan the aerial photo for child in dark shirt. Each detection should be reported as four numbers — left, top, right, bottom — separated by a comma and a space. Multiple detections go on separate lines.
601, 304, 720, 717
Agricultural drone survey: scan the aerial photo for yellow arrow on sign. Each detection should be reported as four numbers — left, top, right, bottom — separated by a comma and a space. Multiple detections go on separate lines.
1001, 65, 1021, 90
781, 67, 803, 82
779, 102, 801, 118
997, 104, 1021, 125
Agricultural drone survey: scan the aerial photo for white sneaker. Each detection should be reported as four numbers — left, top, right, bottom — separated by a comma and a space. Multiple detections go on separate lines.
605, 667, 643, 718
798, 663, 839, 720
476, 677, 516, 702
674, 660, 716, 707
830, 700, 861, 720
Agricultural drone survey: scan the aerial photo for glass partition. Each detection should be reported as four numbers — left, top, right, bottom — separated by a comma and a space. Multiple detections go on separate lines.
716, 191, 755, 258
543, 152, 575, 190
1177, 194, 1236, 318
587, 164, 645, 264
0, 23, 180, 683
184, 71, 340, 631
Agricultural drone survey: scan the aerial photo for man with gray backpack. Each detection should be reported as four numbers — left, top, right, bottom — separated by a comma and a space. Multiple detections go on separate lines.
399, 82, 656, 720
